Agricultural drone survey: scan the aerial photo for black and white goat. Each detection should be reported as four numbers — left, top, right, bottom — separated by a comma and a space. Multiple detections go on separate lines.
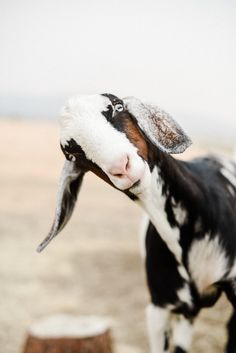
38, 94, 236, 353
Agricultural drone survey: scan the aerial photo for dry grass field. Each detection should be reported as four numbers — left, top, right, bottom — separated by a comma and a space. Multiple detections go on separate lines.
0, 119, 233, 353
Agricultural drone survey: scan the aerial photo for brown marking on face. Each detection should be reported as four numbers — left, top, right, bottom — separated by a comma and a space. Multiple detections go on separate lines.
122, 117, 149, 161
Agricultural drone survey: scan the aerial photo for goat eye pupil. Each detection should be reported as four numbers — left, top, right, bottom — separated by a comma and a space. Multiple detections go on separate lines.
115, 103, 124, 112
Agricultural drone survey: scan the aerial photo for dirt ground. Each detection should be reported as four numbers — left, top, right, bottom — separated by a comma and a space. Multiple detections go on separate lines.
0, 119, 233, 353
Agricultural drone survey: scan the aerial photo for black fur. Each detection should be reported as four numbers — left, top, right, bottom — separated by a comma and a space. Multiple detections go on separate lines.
102, 93, 123, 106
164, 331, 170, 351
174, 347, 186, 353
226, 310, 236, 353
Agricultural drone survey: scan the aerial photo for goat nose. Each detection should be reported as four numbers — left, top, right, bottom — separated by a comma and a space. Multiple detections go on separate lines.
108, 155, 130, 177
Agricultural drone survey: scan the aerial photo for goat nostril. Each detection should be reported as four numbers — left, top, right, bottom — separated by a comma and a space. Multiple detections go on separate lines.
108, 155, 130, 177
125, 156, 130, 172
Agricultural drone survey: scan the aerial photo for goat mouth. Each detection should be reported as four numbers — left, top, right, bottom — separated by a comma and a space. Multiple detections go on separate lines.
108, 174, 141, 191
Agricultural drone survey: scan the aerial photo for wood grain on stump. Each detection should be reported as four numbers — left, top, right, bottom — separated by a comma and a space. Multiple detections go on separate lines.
23, 314, 113, 353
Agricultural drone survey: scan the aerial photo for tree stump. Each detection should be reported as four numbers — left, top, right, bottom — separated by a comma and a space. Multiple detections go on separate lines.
23, 314, 113, 353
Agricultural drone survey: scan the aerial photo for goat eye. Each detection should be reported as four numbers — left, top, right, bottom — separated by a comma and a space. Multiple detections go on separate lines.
69, 155, 76, 162
65, 153, 76, 162
115, 103, 124, 112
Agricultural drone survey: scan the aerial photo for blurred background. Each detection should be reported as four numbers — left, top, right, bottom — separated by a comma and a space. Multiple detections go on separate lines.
0, 0, 235, 352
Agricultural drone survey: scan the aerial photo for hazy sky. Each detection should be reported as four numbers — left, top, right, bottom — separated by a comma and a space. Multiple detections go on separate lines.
0, 0, 235, 138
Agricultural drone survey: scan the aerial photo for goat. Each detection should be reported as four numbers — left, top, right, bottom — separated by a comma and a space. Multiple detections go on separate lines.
38, 93, 236, 353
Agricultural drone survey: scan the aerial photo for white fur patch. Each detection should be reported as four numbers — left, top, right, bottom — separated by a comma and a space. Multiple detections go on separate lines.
172, 198, 187, 225
139, 213, 149, 260
219, 157, 236, 187
177, 284, 192, 307
221, 167, 236, 187
177, 265, 190, 281
173, 316, 193, 351
146, 304, 170, 353
188, 235, 228, 293
138, 167, 183, 264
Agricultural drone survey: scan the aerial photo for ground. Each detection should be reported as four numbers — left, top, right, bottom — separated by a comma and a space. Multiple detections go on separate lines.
0, 119, 233, 352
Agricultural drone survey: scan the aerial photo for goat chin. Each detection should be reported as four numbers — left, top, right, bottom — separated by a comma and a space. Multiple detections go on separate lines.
108, 174, 139, 191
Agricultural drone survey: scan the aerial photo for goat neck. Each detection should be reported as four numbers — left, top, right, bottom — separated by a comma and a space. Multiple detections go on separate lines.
135, 149, 203, 263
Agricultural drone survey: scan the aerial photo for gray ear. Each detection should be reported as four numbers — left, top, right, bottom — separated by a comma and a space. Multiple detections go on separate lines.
37, 160, 84, 252
123, 97, 192, 154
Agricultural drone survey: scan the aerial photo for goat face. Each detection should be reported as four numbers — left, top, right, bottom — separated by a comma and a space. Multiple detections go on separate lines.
37, 93, 191, 252
60, 94, 148, 191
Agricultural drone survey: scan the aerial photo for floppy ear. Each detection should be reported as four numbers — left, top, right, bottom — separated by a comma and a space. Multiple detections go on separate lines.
123, 97, 192, 154
37, 160, 85, 252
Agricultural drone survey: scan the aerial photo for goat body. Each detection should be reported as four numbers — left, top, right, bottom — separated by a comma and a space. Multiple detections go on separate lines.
39, 94, 236, 353
143, 152, 236, 352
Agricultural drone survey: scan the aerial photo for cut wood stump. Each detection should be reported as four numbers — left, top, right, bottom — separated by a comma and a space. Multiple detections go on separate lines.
23, 314, 113, 353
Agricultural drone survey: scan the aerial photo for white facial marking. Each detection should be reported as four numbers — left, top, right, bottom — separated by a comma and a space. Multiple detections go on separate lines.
146, 304, 170, 353
60, 94, 146, 190
173, 316, 193, 351
177, 284, 192, 307
188, 235, 228, 293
